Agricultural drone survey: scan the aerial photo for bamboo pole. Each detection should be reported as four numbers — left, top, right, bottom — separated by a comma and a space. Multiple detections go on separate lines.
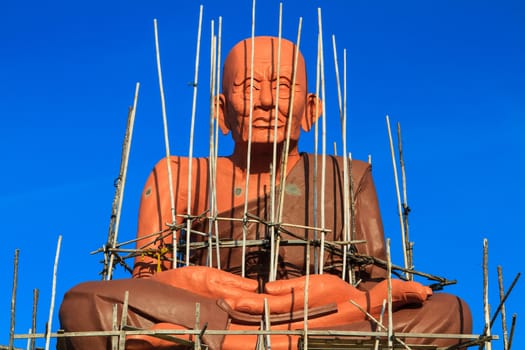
508, 313, 516, 350
118, 291, 129, 350
275, 17, 303, 279
490, 272, 520, 328
9, 249, 19, 350
153, 19, 178, 268
207, 21, 216, 267
185, 5, 204, 267
482, 238, 492, 350
331, 35, 350, 283
386, 115, 409, 278
269, 2, 283, 282
241, 0, 257, 278
30, 289, 38, 350
373, 300, 387, 350
212, 16, 223, 269
397, 122, 413, 280
303, 240, 310, 350
106, 82, 140, 280
317, 7, 327, 275
194, 303, 201, 350
111, 304, 118, 350
386, 238, 393, 349
263, 298, 271, 349
312, 22, 321, 274
45, 235, 62, 350
497, 266, 509, 350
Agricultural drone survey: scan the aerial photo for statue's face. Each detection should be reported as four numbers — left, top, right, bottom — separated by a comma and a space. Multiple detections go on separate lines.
222, 37, 308, 144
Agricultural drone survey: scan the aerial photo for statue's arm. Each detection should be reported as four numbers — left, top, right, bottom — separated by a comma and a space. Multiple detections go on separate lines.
133, 157, 188, 278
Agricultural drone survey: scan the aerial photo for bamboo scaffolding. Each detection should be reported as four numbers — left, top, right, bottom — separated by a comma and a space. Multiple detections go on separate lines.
386, 115, 409, 278
106, 82, 140, 280
45, 235, 62, 350
269, 2, 284, 282
482, 238, 492, 350
274, 17, 303, 279
331, 35, 351, 283
213, 15, 223, 269
497, 266, 509, 350
30, 289, 38, 350
386, 238, 393, 350
317, 7, 328, 275
9, 249, 19, 350
153, 19, 178, 269
185, 5, 204, 267
312, 24, 321, 274
508, 313, 516, 350
397, 122, 413, 279
207, 20, 217, 267
241, 0, 257, 278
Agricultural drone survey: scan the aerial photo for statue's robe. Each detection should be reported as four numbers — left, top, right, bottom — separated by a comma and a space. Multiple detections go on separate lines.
59, 154, 472, 349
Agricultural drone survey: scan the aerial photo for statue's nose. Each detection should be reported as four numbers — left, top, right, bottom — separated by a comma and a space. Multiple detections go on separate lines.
258, 81, 274, 109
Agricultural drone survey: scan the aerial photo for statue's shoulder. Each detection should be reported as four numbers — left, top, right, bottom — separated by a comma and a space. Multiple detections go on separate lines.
301, 153, 371, 179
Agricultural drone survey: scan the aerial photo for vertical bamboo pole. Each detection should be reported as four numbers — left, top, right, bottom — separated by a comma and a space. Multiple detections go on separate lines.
386, 115, 409, 277
194, 303, 201, 350
317, 7, 327, 275
483, 238, 492, 350
9, 249, 19, 350
269, 2, 283, 282
207, 21, 216, 267
107, 82, 140, 280
312, 24, 321, 274
331, 36, 351, 283
111, 304, 118, 350
508, 314, 516, 350
213, 16, 223, 269
373, 299, 387, 350
386, 238, 393, 349
263, 298, 271, 349
241, 0, 257, 278
185, 5, 204, 266
45, 235, 62, 350
153, 19, 178, 268
118, 291, 129, 350
276, 16, 303, 268
497, 266, 509, 350
397, 122, 413, 280
30, 289, 39, 350
303, 240, 310, 350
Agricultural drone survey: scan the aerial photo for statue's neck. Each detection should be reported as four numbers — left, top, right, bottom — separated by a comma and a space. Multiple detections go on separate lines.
229, 141, 300, 176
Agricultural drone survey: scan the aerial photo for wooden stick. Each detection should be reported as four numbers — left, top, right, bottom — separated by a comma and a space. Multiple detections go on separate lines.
241, 0, 257, 278
397, 122, 413, 280
185, 5, 204, 267
263, 298, 271, 349
317, 7, 327, 275
482, 238, 492, 350
508, 313, 516, 350
497, 266, 509, 350
213, 16, 223, 269
30, 289, 39, 350
386, 238, 393, 349
373, 299, 387, 350
9, 249, 19, 350
312, 22, 321, 274
153, 19, 178, 268
331, 35, 350, 283
490, 271, 520, 328
111, 304, 118, 350
194, 303, 201, 350
386, 115, 409, 277
303, 240, 310, 349
45, 235, 62, 350
269, 2, 284, 282
118, 291, 129, 350
106, 82, 140, 280
207, 21, 216, 267
275, 17, 303, 278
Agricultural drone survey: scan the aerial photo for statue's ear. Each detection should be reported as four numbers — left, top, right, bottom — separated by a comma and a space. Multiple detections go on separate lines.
216, 94, 230, 135
301, 93, 323, 132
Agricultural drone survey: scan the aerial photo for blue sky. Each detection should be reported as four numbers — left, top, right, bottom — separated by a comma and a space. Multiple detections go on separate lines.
1, 0, 524, 348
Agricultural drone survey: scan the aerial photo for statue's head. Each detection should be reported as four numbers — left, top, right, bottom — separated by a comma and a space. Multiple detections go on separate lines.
217, 36, 322, 145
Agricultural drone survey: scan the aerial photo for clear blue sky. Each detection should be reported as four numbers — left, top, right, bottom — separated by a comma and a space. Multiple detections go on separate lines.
1, 0, 523, 348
